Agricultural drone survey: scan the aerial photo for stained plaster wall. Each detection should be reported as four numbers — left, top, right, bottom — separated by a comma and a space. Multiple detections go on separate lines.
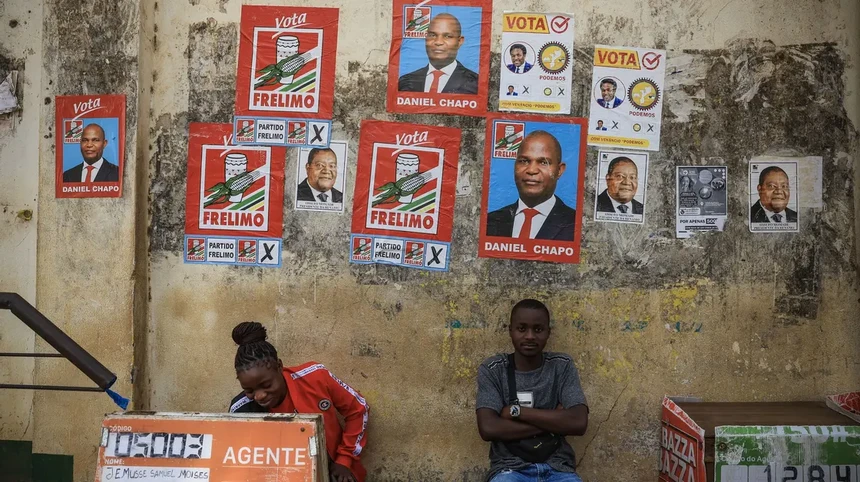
0, 0, 42, 441
29, 0, 143, 480
0, 0, 857, 481
141, 1, 860, 481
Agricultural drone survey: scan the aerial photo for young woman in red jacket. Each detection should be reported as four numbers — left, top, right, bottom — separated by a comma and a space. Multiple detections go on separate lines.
229, 321, 369, 482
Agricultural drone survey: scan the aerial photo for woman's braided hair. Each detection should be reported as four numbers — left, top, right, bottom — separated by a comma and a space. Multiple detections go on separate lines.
232, 321, 279, 372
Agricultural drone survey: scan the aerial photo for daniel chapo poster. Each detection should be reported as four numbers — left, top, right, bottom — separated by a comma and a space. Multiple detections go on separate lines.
350, 120, 461, 271
55, 94, 125, 198
386, 0, 492, 117
479, 114, 588, 264
184, 123, 285, 268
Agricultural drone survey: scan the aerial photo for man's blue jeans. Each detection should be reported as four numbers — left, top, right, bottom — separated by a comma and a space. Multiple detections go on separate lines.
489, 464, 583, 482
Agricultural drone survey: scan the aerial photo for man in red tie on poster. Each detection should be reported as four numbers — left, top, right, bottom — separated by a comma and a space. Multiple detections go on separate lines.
486, 131, 576, 241
397, 13, 478, 94
62, 124, 120, 183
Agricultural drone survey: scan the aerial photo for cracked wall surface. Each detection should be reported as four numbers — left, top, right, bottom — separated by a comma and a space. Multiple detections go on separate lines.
144, 2, 860, 482
0, 0, 42, 443
0, 0, 858, 481
29, 0, 142, 480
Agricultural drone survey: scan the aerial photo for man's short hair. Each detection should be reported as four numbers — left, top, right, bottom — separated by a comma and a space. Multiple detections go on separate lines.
510, 299, 550, 323
509, 43, 527, 56
306, 147, 336, 166
83, 123, 106, 138
517, 130, 562, 163
600, 78, 617, 89
757, 166, 788, 186
431, 13, 462, 36
607, 156, 636, 176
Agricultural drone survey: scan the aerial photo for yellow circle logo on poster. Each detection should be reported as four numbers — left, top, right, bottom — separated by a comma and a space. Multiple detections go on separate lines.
539, 42, 570, 74
628, 78, 660, 110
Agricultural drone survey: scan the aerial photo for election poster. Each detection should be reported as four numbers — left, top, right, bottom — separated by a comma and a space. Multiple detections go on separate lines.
55, 94, 125, 198
233, 5, 337, 148
827, 391, 860, 423
479, 114, 587, 264
184, 123, 285, 268
676, 166, 728, 238
587, 45, 667, 151
593, 150, 648, 224
386, 0, 492, 117
95, 412, 327, 482
295, 141, 348, 213
350, 120, 461, 271
749, 160, 799, 233
660, 398, 706, 482
715, 425, 860, 482
498, 12, 574, 114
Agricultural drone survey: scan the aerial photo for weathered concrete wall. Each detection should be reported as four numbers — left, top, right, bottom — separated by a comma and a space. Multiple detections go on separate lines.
1, 0, 857, 481
31, 0, 142, 480
142, 1, 860, 482
0, 0, 42, 441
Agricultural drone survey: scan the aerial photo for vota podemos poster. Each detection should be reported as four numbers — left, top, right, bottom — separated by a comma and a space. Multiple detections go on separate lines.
386, 0, 491, 116
587, 45, 667, 151
350, 120, 460, 271
233, 5, 337, 149
55, 94, 125, 198
479, 114, 587, 264
184, 123, 285, 268
498, 12, 574, 114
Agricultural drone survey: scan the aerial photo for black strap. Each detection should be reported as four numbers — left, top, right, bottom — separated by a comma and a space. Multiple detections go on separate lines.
506, 353, 518, 404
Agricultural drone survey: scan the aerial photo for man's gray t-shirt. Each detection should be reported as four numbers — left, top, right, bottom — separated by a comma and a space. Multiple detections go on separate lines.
476, 352, 588, 481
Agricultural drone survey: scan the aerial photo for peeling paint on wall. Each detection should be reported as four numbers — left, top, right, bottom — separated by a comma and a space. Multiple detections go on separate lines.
6, 1, 856, 481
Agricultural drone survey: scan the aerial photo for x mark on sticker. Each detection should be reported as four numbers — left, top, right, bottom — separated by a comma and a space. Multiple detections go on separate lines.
261, 242, 275, 262
647, 124, 655, 132
311, 124, 326, 144
522, 86, 530, 94
611, 121, 619, 130
428, 246, 443, 265
557, 88, 565, 96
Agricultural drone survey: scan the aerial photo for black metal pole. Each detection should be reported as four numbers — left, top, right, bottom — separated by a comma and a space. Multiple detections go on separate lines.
0, 353, 64, 357
0, 384, 104, 392
0, 293, 117, 390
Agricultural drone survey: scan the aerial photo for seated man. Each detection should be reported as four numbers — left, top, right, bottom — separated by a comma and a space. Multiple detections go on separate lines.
476, 299, 588, 482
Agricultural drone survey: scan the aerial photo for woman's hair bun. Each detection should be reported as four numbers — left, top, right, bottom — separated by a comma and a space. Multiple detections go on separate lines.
231, 321, 267, 346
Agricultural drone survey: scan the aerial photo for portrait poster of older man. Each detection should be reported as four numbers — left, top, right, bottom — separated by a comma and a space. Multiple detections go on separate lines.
749, 161, 799, 233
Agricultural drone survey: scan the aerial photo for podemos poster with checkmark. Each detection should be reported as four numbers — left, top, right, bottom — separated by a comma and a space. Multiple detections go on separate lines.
498, 12, 574, 114
587, 45, 667, 151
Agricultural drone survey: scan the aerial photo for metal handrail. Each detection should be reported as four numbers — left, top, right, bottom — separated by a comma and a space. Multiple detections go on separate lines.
0, 292, 117, 392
